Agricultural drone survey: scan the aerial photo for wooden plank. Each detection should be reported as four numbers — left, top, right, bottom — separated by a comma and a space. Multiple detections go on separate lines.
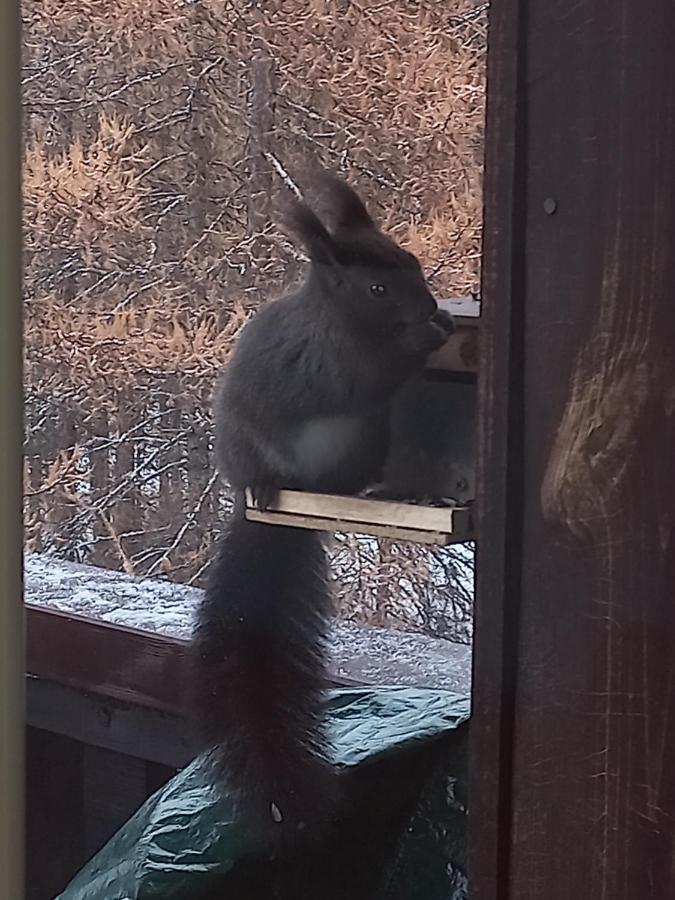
25, 604, 190, 715
247, 488, 471, 531
246, 510, 459, 546
24, 605, 366, 730
25, 724, 178, 899
26, 677, 196, 768
145, 760, 179, 798
82, 745, 151, 860
473, 1, 675, 898
25, 588, 472, 726
25, 728, 85, 900
245, 488, 474, 544
468, 0, 526, 897
0, 4, 23, 898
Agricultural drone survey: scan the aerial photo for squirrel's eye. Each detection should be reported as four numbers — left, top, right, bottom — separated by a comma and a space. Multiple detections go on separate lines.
370, 284, 386, 296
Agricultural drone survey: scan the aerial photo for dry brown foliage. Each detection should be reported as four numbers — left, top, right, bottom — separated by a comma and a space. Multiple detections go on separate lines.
23, 0, 485, 642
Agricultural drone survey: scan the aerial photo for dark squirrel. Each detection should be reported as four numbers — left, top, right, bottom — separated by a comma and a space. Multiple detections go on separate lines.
192, 172, 454, 846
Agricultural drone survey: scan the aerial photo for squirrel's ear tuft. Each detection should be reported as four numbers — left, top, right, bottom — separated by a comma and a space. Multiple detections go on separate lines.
283, 199, 336, 264
315, 171, 377, 233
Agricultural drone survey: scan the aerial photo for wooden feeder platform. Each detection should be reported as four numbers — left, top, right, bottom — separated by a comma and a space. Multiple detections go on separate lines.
245, 489, 474, 545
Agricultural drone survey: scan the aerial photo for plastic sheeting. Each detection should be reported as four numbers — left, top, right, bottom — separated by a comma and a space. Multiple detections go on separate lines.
58, 686, 470, 900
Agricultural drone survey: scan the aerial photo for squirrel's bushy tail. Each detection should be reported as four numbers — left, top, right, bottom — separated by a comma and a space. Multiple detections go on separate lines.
192, 496, 336, 843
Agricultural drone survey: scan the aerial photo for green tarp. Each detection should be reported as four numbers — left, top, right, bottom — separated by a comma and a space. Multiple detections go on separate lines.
58, 687, 470, 900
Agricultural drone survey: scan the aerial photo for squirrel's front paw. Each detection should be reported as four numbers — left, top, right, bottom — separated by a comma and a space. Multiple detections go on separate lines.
431, 308, 455, 337
421, 319, 451, 353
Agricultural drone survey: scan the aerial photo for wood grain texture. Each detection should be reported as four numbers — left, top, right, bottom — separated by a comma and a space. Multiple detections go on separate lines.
473, 1, 675, 898
245, 487, 473, 544
25, 725, 177, 900
25, 599, 473, 722
469, 0, 526, 896
26, 605, 191, 715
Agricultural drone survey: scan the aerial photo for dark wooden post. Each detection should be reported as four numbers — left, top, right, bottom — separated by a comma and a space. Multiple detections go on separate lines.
472, 2, 675, 898
0, 0, 23, 896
